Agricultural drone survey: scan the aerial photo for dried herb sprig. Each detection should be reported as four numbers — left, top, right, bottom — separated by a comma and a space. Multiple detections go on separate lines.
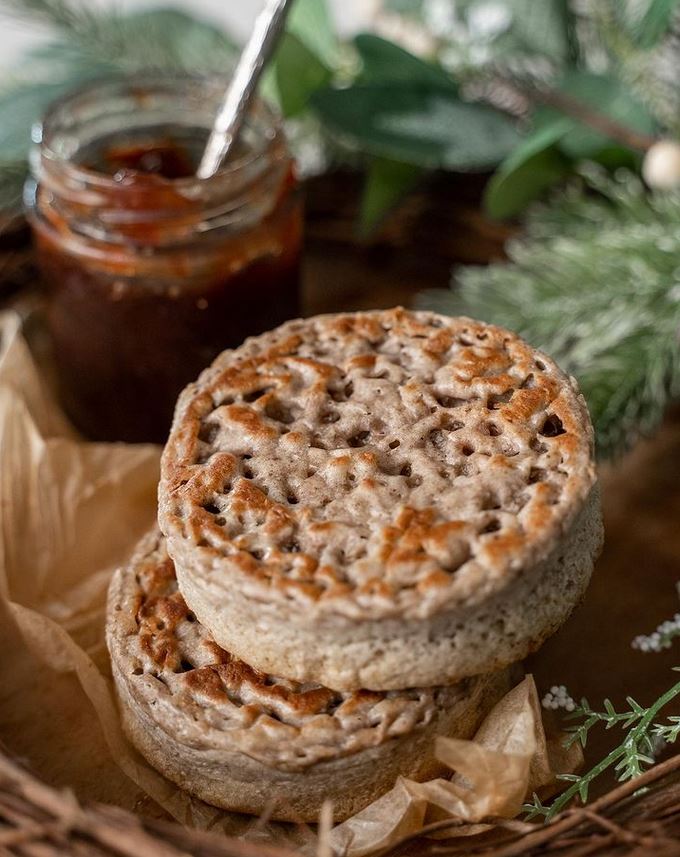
526, 674, 680, 822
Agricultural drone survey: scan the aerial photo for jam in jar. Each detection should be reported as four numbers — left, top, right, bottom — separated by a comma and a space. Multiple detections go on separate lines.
26, 75, 302, 443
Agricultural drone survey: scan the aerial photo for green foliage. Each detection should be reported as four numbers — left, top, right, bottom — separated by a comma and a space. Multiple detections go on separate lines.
484, 119, 571, 219
0, 80, 82, 161
489, 71, 657, 217
311, 84, 519, 170
285, 0, 337, 67
272, 34, 331, 117
350, 34, 457, 226
354, 34, 456, 89
1, 0, 680, 226
1, 5, 237, 73
359, 158, 423, 236
266, 0, 336, 118
499, 0, 573, 62
420, 167, 680, 458
552, 71, 656, 158
342, 1, 678, 220
525, 674, 680, 822
632, 0, 680, 48
0, 2, 240, 211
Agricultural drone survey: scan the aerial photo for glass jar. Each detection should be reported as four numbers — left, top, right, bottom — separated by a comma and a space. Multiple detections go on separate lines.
26, 75, 302, 443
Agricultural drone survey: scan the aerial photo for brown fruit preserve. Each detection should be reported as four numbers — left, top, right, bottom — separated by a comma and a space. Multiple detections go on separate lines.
26, 76, 302, 443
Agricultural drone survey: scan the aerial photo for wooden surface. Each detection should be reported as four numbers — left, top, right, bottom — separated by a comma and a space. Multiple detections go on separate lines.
1, 171, 679, 804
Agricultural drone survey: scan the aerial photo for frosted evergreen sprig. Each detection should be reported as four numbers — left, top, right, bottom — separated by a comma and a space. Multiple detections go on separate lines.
526, 673, 680, 822
419, 166, 680, 459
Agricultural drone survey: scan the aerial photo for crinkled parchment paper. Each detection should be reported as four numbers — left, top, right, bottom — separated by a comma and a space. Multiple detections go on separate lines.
0, 311, 581, 855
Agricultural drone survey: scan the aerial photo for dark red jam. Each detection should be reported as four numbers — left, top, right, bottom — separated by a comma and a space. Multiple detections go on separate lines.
30, 130, 302, 443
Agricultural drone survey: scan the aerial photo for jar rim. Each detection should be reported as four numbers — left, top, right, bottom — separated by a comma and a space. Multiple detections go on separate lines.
36, 72, 284, 190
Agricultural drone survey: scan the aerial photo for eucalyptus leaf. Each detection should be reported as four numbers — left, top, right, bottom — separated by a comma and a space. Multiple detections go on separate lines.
548, 72, 656, 157
631, 0, 680, 48
274, 33, 331, 117
484, 118, 572, 219
312, 84, 519, 170
354, 34, 456, 89
286, 0, 337, 66
359, 157, 423, 236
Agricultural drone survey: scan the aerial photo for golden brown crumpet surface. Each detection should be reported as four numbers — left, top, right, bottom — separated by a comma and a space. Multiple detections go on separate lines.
159, 308, 596, 622
107, 532, 470, 770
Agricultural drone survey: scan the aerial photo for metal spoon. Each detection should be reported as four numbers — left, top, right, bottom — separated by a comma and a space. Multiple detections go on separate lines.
196, 0, 294, 180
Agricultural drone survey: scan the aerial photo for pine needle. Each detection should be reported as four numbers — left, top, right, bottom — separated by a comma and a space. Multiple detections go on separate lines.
419, 166, 680, 458
0, 0, 93, 30
0, 0, 237, 74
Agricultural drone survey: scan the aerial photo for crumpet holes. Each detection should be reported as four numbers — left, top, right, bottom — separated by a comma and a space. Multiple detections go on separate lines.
349, 431, 370, 448
487, 390, 513, 409
436, 395, 467, 408
243, 387, 271, 403
528, 467, 545, 484
540, 414, 565, 437
264, 399, 295, 424
481, 491, 501, 511
530, 438, 548, 454
198, 421, 219, 444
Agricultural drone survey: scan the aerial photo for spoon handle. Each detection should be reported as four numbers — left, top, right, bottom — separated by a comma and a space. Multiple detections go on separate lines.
196, 0, 294, 180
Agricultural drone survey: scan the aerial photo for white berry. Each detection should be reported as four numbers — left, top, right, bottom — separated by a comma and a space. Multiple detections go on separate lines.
642, 140, 680, 190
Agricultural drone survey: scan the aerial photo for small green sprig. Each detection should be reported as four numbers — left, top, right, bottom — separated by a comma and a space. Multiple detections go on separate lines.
525, 674, 680, 822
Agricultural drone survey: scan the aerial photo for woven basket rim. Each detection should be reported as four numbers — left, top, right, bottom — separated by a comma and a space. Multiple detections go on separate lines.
3, 745, 680, 856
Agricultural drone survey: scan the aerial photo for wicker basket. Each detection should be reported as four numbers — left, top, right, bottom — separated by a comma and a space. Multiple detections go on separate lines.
3, 747, 680, 856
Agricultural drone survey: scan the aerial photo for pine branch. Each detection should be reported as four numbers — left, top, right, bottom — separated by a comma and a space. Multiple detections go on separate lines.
0, 1, 237, 74
419, 166, 680, 458
0, 0, 94, 31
